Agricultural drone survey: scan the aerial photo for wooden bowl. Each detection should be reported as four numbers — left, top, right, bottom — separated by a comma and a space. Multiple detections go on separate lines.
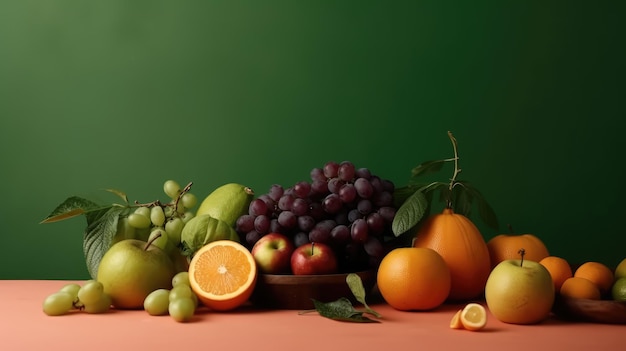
251, 270, 377, 310
552, 295, 626, 324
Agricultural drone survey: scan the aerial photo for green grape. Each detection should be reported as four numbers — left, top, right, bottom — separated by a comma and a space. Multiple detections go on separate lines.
127, 213, 151, 229
150, 206, 166, 227
43, 291, 74, 316
164, 205, 175, 218
181, 211, 195, 224
144, 289, 170, 316
164, 180, 181, 199
181, 193, 197, 209
58, 283, 81, 300
83, 293, 112, 314
77, 280, 104, 305
171, 271, 190, 287
148, 227, 168, 249
134, 206, 151, 218
169, 297, 195, 323
169, 284, 193, 301
165, 217, 184, 245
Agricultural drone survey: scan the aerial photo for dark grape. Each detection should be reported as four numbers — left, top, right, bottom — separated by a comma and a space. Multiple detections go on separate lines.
366, 212, 385, 235
277, 211, 297, 229
327, 178, 344, 194
310, 167, 326, 182
291, 198, 309, 216
236, 214, 255, 233
330, 224, 350, 245
378, 206, 396, 223
354, 178, 373, 199
248, 198, 268, 217
347, 208, 362, 223
357, 199, 372, 215
323, 193, 342, 214
278, 194, 295, 211
293, 232, 310, 247
351, 218, 369, 243
309, 226, 331, 244
355, 167, 371, 179
254, 215, 270, 234
268, 184, 284, 202
323, 161, 339, 178
363, 236, 384, 257
311, 179, 329, 195
369, 176, 383, 193
293, 181, 311, 198
338, 183, 357, 203
338, 161, 356, 182
382, 179, 395, 193
297, 215, 316, 232
245, 230, 262, 246
269, 219, 283, 234
257, 194, 276, 213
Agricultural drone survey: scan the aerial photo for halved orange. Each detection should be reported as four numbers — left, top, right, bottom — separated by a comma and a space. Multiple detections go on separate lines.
188, 240, 257, 311
460, 303, 487, 331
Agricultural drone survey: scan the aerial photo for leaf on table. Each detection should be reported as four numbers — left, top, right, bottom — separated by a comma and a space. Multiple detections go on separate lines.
311, 298, 380, 323
40, 196, 102, 223
83, 205, 126, 279
346, 273, 381, 318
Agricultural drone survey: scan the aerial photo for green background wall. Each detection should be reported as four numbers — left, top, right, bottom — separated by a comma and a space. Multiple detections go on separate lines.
1, 1, 624, 279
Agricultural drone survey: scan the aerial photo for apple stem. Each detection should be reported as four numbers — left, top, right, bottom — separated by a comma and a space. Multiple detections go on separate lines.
145, 231, 162, 251
310, 242, 315, 256
518, 248, 526, 267
508, 224, 515, 234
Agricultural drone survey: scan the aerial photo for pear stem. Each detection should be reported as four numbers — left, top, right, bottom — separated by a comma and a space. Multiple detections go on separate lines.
446, 131, 461, 208
518, 248, 526, 267
145, 231, 162, 251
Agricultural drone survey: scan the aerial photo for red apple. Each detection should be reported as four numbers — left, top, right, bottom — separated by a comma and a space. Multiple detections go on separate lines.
251, 233, 295, 274
290, 242, 338, 275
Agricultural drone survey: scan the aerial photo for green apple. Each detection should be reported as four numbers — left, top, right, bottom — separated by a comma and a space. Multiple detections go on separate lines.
485, 250, 555, 324
97, 239, 176, 309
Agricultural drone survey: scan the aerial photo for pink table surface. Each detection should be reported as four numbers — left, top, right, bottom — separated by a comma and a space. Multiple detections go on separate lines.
1, 280, 624, 351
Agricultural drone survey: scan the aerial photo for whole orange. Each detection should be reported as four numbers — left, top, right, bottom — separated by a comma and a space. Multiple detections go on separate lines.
574, 261, 614, 295
413, 208, 491, 301
487, 233, 549, 268
377, 247, 451, 311
539, 256, 573, 292
560, 276, 601, 300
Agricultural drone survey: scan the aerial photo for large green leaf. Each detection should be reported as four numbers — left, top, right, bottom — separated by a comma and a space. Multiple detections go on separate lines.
82, 206, 127, 279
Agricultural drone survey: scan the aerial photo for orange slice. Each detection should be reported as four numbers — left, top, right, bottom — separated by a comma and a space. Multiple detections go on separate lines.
449, 309, 464, 329
460, 303, 487, 331
188, 240, 257, 311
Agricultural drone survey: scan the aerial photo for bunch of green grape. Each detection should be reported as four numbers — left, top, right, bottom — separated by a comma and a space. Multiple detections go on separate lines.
116, 180, 199, 253
143, 271, 198, 322
42, 280, 111, 316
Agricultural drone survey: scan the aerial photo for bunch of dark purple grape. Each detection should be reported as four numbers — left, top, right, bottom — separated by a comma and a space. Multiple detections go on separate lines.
235, 161, 397, 272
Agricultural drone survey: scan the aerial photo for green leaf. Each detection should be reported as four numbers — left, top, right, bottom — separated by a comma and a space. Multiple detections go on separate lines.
40, 196, 102, 223
83, 205, 127, 279
392, 190, 428, 236
346, 273, 381, 318
410, 159, 447, 178
311, 298, 379, 323
451, 182, 474, 216
452, 182, 499, 231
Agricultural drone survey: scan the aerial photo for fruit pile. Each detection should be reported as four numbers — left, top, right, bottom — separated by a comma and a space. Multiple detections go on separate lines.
235, 161, 397, 274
